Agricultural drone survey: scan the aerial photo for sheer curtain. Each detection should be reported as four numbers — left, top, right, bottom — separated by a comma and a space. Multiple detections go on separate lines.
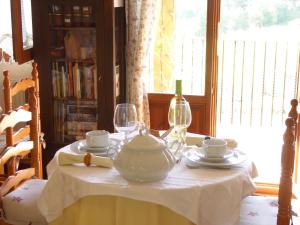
125, 0, 158, 127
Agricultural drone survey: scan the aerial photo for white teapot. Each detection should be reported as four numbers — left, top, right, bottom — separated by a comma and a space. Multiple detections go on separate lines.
113, 127, 176, 182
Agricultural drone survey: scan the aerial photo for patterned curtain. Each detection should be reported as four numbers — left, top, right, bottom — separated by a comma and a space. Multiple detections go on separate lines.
125, 0, 158, 128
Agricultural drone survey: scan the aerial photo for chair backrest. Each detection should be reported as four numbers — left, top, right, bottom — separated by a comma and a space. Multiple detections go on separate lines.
277, 99, 298, 225
0, 105, 37, 197
2, 62, 42, 179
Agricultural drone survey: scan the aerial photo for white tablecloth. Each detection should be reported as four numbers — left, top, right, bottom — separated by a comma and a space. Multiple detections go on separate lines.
38, 134, 258, 225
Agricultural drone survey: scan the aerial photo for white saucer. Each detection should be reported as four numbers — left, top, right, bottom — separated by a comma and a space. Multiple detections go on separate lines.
183, 148, 247, 169
79, 140, 111, 152
196, 148, 234, 162
70, 139, 119, 157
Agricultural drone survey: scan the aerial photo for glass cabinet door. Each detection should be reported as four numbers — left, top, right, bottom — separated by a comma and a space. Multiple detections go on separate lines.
49, 2, 98, 143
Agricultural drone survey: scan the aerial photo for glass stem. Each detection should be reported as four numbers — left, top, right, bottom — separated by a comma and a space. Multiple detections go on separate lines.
124, 131, 128, 143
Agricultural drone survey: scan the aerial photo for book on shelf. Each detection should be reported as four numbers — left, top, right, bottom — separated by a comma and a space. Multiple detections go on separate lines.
73, 62, 81, 98
51, 61, 97, 100
93, 66, 97, 99
53, 101, 65, 143
61, 65, 67, 97
51, 62, 67, 98
68, 62, 74, 96
115, 65, 120, 98
67, 104, 97, 113
67, 113, 96, 122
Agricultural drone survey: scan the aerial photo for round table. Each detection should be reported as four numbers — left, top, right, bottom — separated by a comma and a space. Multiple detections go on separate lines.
38, 134, 258, 225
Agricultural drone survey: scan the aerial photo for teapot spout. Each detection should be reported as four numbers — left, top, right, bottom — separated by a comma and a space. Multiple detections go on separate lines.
164, 148, 176, 170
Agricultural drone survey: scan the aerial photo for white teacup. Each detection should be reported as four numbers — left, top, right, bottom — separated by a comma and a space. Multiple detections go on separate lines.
86, 130, 109, 148
202, 138, 227, 158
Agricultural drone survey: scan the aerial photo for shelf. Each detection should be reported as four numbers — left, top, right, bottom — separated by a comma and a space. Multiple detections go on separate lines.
50, 26, 96, 31
51, 57, 95, 64
53, 97, 97, 104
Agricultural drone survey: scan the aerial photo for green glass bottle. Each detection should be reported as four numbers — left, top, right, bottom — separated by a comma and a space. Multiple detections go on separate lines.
172, 80, 186, 104
168, 80, 192, 157
168, 80, 187, 127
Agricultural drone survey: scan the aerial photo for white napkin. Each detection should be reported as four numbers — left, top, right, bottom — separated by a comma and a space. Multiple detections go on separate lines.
58, 152, 113, 168
186, 136, 204, 146
224, 139, 238, 149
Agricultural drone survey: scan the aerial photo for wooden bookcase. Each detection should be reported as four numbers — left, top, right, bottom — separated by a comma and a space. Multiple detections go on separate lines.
32, 0, 126, 149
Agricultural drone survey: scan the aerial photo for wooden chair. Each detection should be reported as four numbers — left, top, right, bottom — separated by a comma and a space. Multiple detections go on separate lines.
239, 99, 300, 225
3, 62, 43, 179
0, 63, 46, 225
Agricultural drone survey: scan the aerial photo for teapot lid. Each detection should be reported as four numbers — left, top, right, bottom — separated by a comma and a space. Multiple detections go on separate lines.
124, 127, 165, 151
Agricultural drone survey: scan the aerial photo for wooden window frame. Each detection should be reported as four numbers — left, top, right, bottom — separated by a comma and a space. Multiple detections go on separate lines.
10, 0, 33, 64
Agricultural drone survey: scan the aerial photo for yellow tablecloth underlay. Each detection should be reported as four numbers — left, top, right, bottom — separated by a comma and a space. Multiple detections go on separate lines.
50, 195, 194, 225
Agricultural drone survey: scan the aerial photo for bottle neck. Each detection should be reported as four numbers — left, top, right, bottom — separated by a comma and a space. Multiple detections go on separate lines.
175, 80, 182, 96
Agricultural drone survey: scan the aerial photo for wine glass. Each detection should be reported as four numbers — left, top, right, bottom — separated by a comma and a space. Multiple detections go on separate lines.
113, 103, 138, 142
0, 49, 6, 64
168, 101, 192, 156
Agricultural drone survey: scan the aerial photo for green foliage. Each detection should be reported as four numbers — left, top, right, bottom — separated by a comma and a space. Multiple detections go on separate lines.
219, 0, 300, 32
176, 0, 300, 37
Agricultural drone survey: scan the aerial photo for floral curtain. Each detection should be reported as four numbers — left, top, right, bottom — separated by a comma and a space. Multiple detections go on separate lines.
125, 0, 158, 128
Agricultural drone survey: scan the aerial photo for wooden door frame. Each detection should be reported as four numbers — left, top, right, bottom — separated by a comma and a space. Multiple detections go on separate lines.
205, 0, 220, 136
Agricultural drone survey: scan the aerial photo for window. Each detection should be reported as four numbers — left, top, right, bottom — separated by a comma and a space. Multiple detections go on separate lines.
216, 0, 300, 185
11, 0, 33, 63
0, 0, 33, 64
0, 0, 13, 63
146, 0, 207, 96
148, 0, 300, 193
147, 0, 218, 136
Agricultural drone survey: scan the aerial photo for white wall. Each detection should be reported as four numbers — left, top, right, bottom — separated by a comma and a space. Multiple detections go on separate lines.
0, 61, 32, 110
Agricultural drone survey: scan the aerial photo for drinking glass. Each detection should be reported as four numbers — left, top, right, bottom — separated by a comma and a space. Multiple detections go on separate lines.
0, 49, 6, 64
168, 101, 192, 156
113, 103, 138, 142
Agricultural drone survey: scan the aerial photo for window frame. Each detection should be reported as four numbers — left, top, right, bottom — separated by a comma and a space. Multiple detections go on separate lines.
10, 0, 33, 64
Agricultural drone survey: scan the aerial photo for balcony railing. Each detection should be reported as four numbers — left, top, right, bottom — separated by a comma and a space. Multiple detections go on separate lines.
217, 39, 300, 127
147, 38, 299, 129
216, 39, 300, 183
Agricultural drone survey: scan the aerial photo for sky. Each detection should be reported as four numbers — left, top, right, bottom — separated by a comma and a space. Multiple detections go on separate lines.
0, 0, 12, 36
0, 0, 32, 54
